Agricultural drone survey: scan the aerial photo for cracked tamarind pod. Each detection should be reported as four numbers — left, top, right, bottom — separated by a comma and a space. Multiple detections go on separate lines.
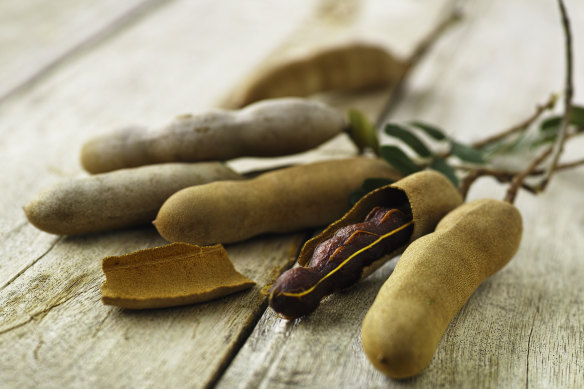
81, 98, 347, 174
361, 199, 522, 379
268, 170, 463, 319
154, 157, 401, 246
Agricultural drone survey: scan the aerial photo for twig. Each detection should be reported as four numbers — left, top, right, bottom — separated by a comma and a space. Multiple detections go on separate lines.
407, 2, 463, 68
538, 0, 574, 191
471, 94, 557, 149
504, 146, 553, 204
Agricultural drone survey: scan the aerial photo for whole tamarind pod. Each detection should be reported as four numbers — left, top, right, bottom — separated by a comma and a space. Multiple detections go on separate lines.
361, 199, 523, 379
81, 98, 347, 174
223, 43, 409, 109
154, 157, 401, 245
268, 170, 463, 318
24, 162, 241, 235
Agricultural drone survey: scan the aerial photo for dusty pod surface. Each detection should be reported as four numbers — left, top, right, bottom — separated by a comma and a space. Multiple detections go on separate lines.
81, 98, 347, 174
268, 170, 463, 318
154, 157, 401, 245
361, 199, 523, 379
24, 162, 242, 235
224, 42, 409, 109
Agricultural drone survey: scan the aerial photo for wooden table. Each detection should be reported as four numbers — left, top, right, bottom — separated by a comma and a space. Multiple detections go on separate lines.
2, 1, 583, 387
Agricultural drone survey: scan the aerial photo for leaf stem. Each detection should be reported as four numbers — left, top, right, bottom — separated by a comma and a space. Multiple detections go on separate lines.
504, 146, 553, 204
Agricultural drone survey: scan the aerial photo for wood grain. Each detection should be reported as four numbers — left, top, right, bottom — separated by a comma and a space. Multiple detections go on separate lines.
2, 0, 583, 387
218, 0, 584, 388
0, 0, 161, 102
0, 1, 313, 387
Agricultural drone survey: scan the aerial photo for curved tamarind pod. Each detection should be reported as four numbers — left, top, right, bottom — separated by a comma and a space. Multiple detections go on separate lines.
361, 199, 522, 379
268, 170, 463, 318
24, 162, 241, 235
154, 157, 401, 245
81, 98, 347, 174
223, 42, 409, 109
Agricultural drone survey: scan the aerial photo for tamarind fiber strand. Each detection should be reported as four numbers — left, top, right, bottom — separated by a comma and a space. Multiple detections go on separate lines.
361, 199, 523, 379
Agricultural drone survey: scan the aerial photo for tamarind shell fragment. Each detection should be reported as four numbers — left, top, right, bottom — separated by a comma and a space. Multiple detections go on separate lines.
101, 243, 255, 309
361, 199, 522, 379
268, 170, 463, 318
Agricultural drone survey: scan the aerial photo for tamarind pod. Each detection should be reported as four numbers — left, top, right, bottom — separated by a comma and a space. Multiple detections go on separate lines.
297, 170, 463, 274
267, 170, 462, 318
269, 208, 414, 319
223, 43, 409, 109
154, 157, 401, 245
24, 162, 241, 235
81, 98, 347, 174
361, 199, 523, 379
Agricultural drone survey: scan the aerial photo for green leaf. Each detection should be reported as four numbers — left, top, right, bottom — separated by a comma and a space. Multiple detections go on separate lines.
450, 142, 485, 163
347, 110, 380, 153
429, 158, 459, 187
379, 145, 421, 176
384, 124, 432, 157
540, 105, 584, 132
408, 121, 447, 140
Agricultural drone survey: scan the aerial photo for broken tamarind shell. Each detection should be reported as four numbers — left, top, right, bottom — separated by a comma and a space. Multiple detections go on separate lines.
101, 243, 254, 309
268, 170, 463, 319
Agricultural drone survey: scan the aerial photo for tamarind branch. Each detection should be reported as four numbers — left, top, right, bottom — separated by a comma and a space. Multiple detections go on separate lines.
538, 0, 574, 191
504, 145, 553, 204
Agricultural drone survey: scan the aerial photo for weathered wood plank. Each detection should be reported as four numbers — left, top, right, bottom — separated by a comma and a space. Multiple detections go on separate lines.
0, 0, 312, 288
0, 229, 306, 388
217, 0, 584, 387
1, 1, 316, 387
0, 0, 160, 102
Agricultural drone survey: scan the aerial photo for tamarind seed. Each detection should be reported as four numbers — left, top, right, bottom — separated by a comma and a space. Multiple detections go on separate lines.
269, 207, 413, 319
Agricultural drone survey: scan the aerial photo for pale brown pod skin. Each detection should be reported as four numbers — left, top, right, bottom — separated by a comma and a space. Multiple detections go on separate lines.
223, 43, 409, 109
154, 158, 401, 245
361, 199, 523, 379
24, 162, 241, 235
81, 98, 347, 174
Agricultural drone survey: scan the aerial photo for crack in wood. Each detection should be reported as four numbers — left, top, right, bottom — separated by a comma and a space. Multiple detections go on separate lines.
0, 236, 62, 292
525, 296, 541, 389
91, 309, 114, 339
0, 292, 78, 336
